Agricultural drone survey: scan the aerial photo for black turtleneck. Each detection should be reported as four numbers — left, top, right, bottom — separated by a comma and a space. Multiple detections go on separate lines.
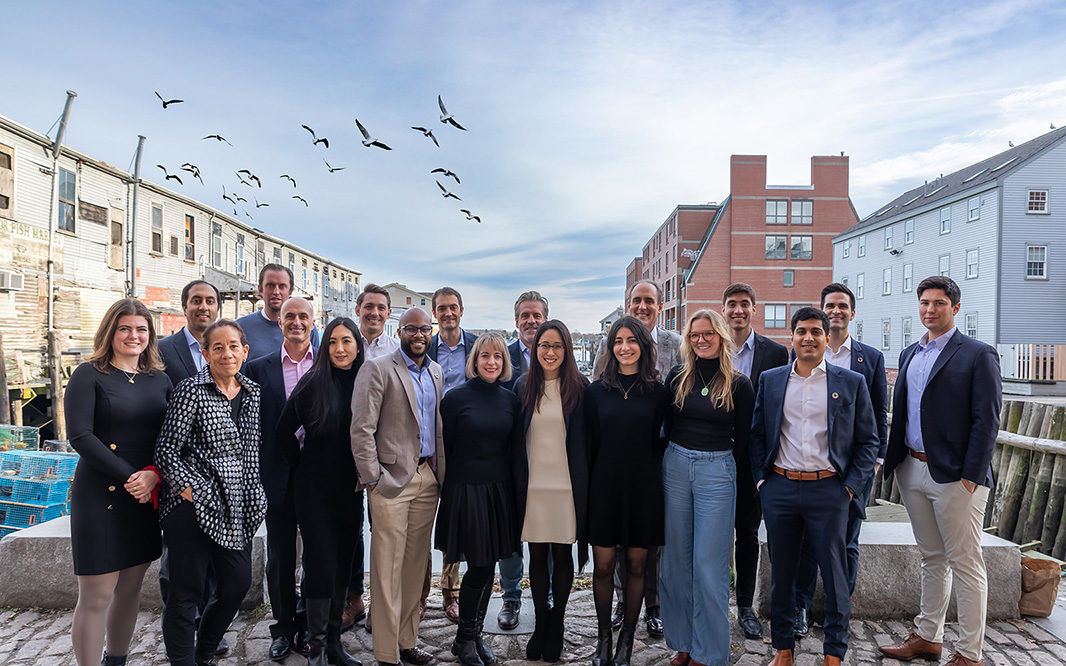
665, 357, 755, 452
277, 362, 361, 484
440, 376, 522, 485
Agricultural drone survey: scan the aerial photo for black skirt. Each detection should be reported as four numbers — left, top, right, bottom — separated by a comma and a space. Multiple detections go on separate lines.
435, 480, 519, 567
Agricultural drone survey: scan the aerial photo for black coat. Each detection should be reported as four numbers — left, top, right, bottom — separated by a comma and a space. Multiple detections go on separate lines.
159, 328, 201, 387
242, 352, 291, 507
512, 373, 590, 569
736, 332, 790, 497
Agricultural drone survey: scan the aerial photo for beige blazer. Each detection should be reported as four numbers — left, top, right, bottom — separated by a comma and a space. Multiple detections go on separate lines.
350, 349, 446, 499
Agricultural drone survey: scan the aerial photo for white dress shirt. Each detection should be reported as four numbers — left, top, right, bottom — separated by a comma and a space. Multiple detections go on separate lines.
361, 330, 400, 361
824, 334, 852, 370
775, 359, 832, 472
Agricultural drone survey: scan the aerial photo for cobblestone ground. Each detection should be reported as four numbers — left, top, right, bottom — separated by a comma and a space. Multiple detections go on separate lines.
2, 581, 1065, 665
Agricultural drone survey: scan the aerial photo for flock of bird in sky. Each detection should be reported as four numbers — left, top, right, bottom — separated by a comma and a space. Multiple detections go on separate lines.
152, 91, 481, 224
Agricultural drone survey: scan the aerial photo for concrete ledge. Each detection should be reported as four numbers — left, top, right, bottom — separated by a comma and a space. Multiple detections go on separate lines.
0, 516, 266, 610
755, 522, 1021, 619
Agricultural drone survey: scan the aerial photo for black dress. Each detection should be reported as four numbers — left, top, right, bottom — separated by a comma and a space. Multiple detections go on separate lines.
65, 362, 172, 575
435, 377, 522, 567
585, 375, 670, 549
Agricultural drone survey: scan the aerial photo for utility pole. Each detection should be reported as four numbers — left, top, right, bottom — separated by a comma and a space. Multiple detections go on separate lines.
0, 331, 10, 425
128, 135, 146, 297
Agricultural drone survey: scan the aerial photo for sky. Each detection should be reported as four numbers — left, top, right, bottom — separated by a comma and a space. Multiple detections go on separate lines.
7, 0, 1066, 332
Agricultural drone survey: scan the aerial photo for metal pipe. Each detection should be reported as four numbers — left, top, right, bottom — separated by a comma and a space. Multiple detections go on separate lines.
128, 135, 146, 297
45, 90, 77, 331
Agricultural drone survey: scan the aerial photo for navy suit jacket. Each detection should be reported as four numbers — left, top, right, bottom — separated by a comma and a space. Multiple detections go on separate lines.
242, 352, 291, 506
502, 340, 528, 392
427, 330, 479, 363
159, 328, 200, 387
750, 333, 790, 395
750, 362, 880, 517
883, 331, 1001, 487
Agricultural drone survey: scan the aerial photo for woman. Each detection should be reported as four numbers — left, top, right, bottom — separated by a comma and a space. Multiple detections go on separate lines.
277, 317, 364, 666
660, 310, 754, 666
155, 319, 268, 666
514, 320, 589, 662
585, 316, 671, 666
436, 333, 522, 666
66, 298, 172, 666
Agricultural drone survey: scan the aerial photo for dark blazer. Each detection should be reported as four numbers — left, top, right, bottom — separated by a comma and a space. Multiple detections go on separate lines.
749, 332, 790, 394
159, 327, 201, 387
427, 329, 479, 362
883, 330, 1001, 487
750, 362, 880, 518
511, 373, 591, 567
502, 340, 529, 391
242, 351, 291, 507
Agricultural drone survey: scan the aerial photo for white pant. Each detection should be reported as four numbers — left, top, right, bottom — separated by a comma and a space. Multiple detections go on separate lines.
896, 455, 990, 661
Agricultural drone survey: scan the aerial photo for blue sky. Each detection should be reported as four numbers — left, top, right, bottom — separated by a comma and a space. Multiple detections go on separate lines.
7, 1, 1066, 331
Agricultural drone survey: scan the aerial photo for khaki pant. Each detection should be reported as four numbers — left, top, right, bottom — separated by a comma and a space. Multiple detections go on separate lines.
424, 560, 461, 601
368, 463, 440, 663
896, 455, 990, 662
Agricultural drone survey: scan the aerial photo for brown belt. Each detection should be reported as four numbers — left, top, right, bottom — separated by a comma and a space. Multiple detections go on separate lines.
772, 465, 838, 481
909, 449, 927, 462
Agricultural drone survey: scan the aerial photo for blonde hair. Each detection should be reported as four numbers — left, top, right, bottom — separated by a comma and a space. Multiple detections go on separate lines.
89, 298, 165, 374
673, 309, 738, 411
465, 333, 513, 382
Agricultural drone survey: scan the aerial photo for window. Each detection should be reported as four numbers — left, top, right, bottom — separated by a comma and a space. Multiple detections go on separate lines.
183, 214, 195, 261
289, 252, 295, 275
169, 235, 179, 256
256, 239, 266, 269
965, 313, 978, 338
902, 317, 912, 347
790, 235, 812, 260
235, 233, 245, 276
323, 271, 329, 297
783, 270, 794, 287
108, 207, 124, 271
765, 235, 787, 259
940, 207, 951, 234
882, 268, 892, 295
766, 200, 787, 224
882, 320, 891, 350
905, 219, 914, 244
0, 142, 13, 214
939, 254, 950, 277
314, 270, 319, 293
151, 204, 163, 253
856, 273, 865, 299
968, 196, 980, 221
855, 321, 864, 342
1028, 190, 1049, 214
791, 200, 812, 224
858, 235, 866, 257
842, 241, 850, 258
764, 304, 787, 328
903, 263, 913, 292
966, 249, 979, 278
211, 222, 222, 267
273, 247, 281, 264
1026, 246, 1047, 279
58, 168, 76, 232
841, 276, 848, 288
884, 226, 893, 250
302, 267, 308, 290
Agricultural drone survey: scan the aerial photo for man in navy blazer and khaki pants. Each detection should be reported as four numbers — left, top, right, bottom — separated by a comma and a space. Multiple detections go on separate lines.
879, 276, 1001, 666
751, 307, 879, 666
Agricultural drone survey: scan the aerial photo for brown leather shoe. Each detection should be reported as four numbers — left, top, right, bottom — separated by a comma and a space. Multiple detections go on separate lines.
399, 647, 433, 665
670, 652, 691, 666
878, 633, 942, 661
944, 653, 983, 666
444, 597, 459, 623
341, 590, 366, 632
768, 649, 793, 666
823, 656, 841, 666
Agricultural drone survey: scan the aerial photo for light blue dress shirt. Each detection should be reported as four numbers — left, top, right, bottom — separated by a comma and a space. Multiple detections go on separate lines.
401, 350, 438, 458
437, 332, 467, 395
905, 327, 958, 453
733, 328, 756, 378
182, 326, 207, 372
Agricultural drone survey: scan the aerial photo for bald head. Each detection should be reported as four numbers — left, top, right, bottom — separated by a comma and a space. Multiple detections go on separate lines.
280, 297, 314, 349
400, 307, 430, 326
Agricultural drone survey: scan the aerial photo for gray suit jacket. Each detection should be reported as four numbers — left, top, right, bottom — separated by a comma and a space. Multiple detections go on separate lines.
592, 326, 682, 380
350, 349, 446, 499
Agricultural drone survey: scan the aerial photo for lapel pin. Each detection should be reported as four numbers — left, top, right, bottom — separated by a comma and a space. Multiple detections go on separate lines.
832, 392, 839, 399
857, 356, 863, 363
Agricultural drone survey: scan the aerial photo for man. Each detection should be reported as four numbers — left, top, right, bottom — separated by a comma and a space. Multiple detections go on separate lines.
426, 287, 478, 623
244, 297, 318, 661
792, 283, 888, 636
351, 308, 444, 666
878, 276, 1001, 666
721, 282, 789, 640
750, 307, 879, 666
592, 280, 681, 638
237, 263, 321, 362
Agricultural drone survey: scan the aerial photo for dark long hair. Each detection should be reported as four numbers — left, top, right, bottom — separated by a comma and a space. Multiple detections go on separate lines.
521, 320, 586, 416
291, 317, 364, 436
600, 315, 658, 396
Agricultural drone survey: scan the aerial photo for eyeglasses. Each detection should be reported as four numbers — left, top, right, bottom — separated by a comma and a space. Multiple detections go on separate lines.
688, 331, 718, 341
400, 325, 434, 335
537, 343, 565, 352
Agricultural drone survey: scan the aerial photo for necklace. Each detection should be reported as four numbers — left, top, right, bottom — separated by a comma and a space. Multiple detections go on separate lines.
696, 367, 714, 397
620, 375, 638, 400
112, 363, 138, 384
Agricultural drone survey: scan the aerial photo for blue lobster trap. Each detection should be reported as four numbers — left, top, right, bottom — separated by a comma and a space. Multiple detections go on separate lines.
0, 500, 68, 528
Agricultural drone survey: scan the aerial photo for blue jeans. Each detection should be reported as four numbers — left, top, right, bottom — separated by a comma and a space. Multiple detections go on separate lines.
659, 443, 735, 666
498, 549, 524, 602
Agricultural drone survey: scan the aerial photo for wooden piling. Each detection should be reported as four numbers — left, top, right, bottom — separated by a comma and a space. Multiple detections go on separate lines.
1013, 405, 1048, 542
998, 446, 1032, 539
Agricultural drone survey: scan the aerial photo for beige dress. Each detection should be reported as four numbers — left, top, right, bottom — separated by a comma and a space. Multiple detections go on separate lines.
521, 379, 577, 543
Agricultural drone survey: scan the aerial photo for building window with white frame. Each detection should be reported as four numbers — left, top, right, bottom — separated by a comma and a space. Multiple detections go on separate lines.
842, 241, 850, 258
766, 200, 788, 224
288, 252, 295, 275
965, 312, 978, 338
939, 254, 950, 276
884, 226, 893, 250
856, 273, 865, 299
211, 222, 222, 267
905, 218, 914, 244
882, 267, 892, 295
783, 270, 794, 287
764, 304, 787, 328
151, 204, 163, 253
841, 276, 848, 288
791, 200, 812, 224
1028, 190, 1049, 214
58, 168, 76, 233
273, 246, 281, 264
855, 321, 863, 342
903, 262, 913, 292
302, 266, 308, 290
966, 249, 979, 279
882, 320, 891, 350
902, 317, 912, 347
183, 214, 195, 261
235, 233, 245, 276
1026, 245, 1047, 279
765, 235, 787, 259
940, 207, 951, 234
313, 269, 319, 293
790, 235, 812, 260
858, 235, 866, 257
968, 196, 980, 221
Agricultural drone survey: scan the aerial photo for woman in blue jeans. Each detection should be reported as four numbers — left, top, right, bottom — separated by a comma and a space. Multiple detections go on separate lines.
661, 310, 754, 666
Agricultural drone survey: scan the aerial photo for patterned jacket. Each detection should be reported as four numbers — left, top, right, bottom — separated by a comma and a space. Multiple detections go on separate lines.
155, 367, 268, 549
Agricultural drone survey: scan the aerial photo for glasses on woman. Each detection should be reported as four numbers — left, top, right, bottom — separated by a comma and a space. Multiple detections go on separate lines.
688, 331, 717, 342
537, 343, 565, 351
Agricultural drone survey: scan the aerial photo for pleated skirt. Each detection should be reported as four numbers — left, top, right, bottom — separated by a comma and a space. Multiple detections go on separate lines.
435, 480, 519, 567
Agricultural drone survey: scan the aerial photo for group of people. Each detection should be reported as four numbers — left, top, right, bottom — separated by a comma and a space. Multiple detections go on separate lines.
64, 262, 1000, 666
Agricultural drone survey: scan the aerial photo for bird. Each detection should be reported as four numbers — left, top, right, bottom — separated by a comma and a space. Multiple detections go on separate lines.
233, 193, 248, 203
280, 174, 297, 188
438, 95, 467, 130
437, 181, 461, 200
355, 119, 392, 150
244, 210, 253, 220
301, 125, 329, 148
156, 165, 183, 185
324, 159, 345, 173
154, 91, 183, 109
222, 186, 236, 205
180, 163, 204, 185
1009, 140, 1015, 147
238, 169, 262, 187
293, 195, 308, 206
431, 168, 460, 184
460, 209, 481, 223
254, 197, 269, 208
232, 208, 239, 217
236, 172, 252, 187
202, 134, 232, 145
411, 126, 439, 147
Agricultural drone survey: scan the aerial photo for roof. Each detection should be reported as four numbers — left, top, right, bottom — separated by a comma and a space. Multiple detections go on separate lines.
840, 125, 1066, 238
683, 196, 730, 283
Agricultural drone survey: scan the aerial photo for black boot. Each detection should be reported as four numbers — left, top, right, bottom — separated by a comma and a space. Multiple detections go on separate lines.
612, 625, 635, 666
526, 608, 550, 660
305, 597, 330, 666
325, 592, 362, 666
592, 624, 613, 666
542, 603, 566, 662
474, 585, 496, 666
101, 655, 128, 666
451, 615, 485, 666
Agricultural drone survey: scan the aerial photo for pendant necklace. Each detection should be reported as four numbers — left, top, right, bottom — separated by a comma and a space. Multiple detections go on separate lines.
620, 377, 637, 400
696, 368, 713, 397
113, 364, 137, 384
